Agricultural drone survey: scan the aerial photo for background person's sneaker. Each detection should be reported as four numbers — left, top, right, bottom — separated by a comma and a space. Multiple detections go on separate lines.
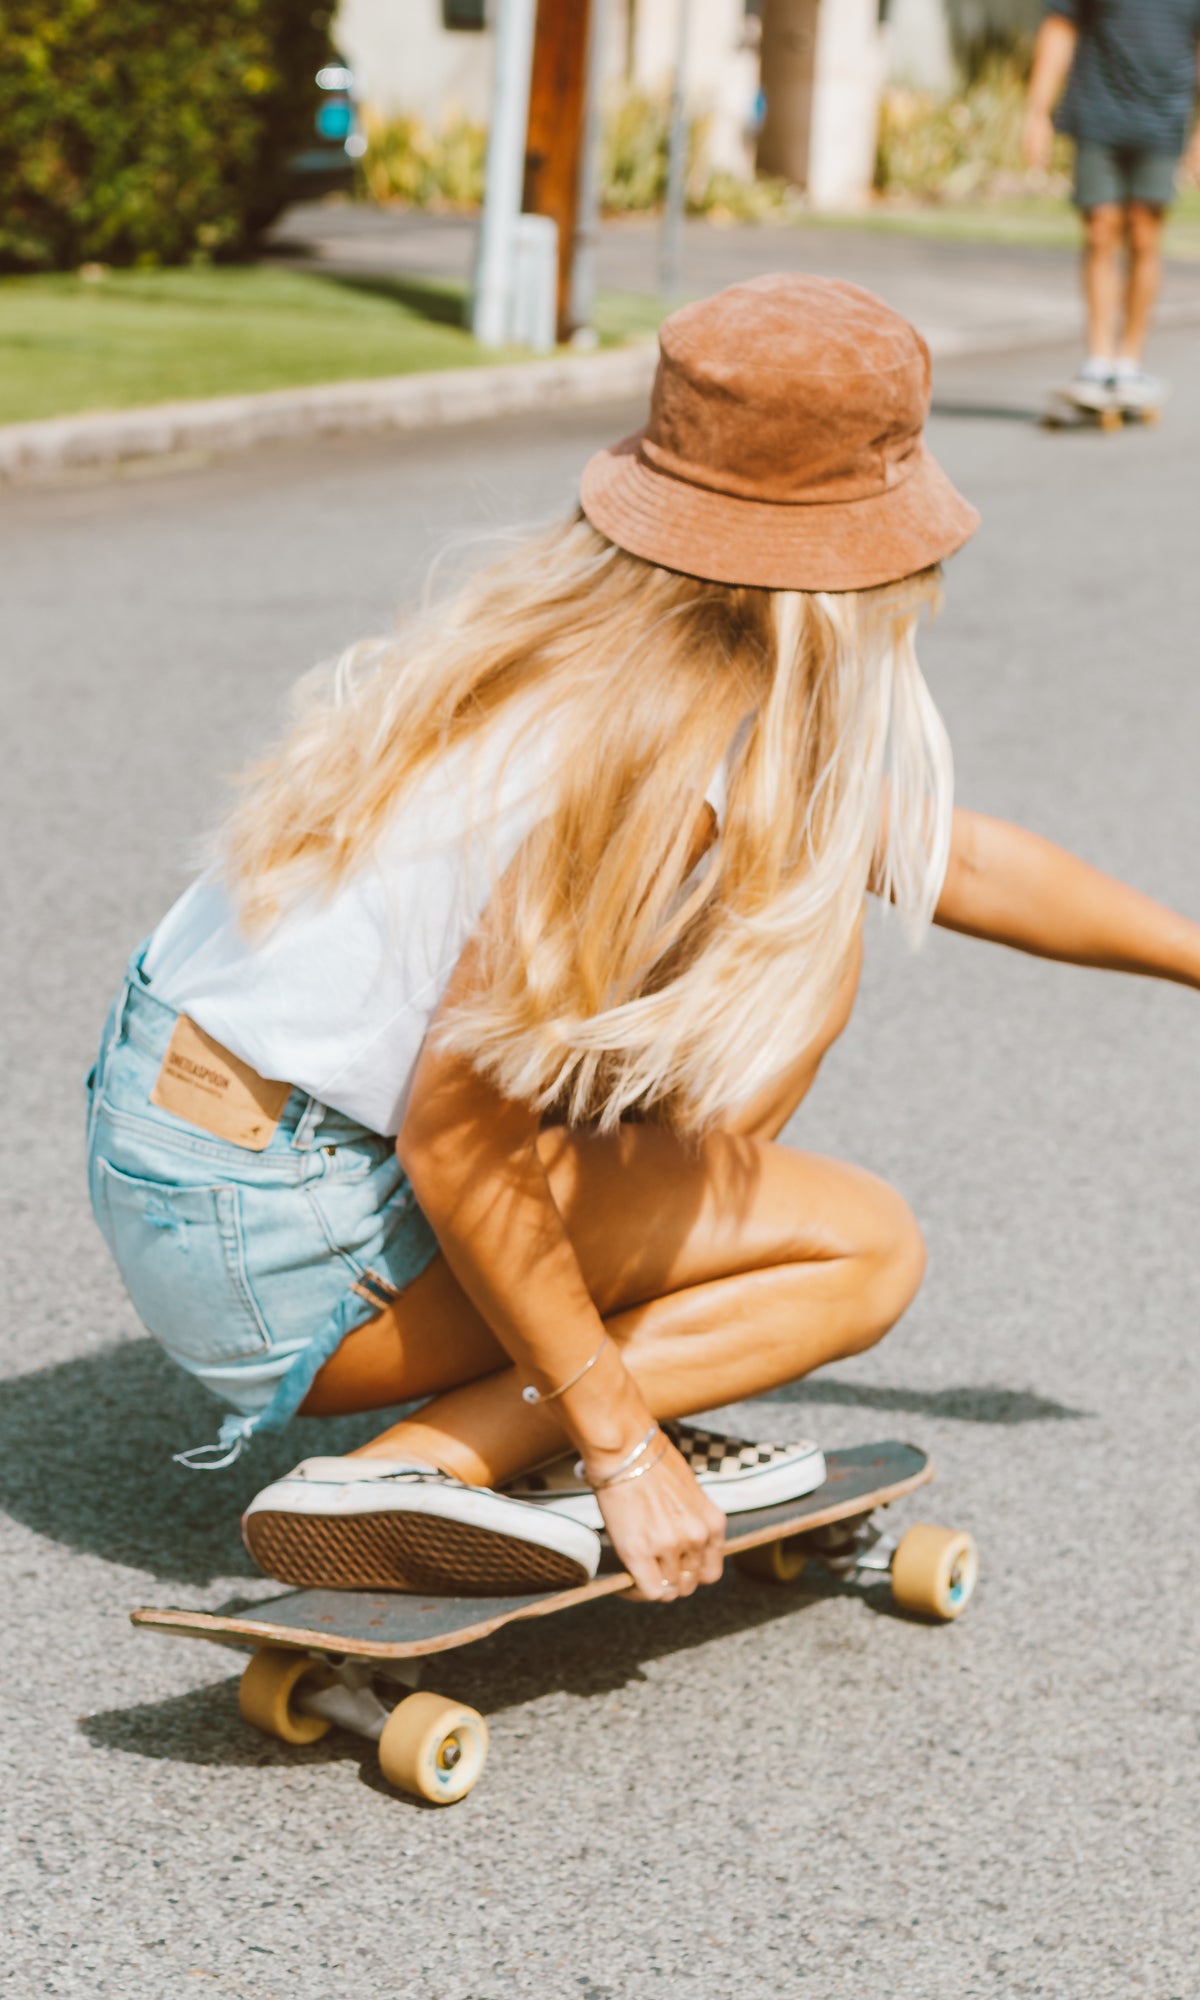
1066, 366, 1116, 413
242, 1456, 602, 1595
1111, 366, 1166, 413
504, 1421, 826, 1531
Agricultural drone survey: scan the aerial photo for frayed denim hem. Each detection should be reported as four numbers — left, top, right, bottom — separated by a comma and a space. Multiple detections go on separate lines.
172, 1288, 372, 1470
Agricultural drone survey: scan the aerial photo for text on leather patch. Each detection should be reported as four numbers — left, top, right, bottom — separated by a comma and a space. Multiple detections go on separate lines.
151, 1015, 291, 1151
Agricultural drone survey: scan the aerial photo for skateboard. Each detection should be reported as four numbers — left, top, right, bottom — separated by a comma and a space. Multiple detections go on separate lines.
1041, 388, 1162, 433
132, 1439, 976, 1805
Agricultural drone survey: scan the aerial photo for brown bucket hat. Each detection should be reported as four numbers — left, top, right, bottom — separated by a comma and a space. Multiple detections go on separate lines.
580, 273, 980, 592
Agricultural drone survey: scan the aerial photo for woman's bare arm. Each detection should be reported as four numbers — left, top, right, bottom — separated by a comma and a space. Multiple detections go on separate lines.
397, 952, 650, 1461
934, 808, 1200, 988
396, 936, 725, 1598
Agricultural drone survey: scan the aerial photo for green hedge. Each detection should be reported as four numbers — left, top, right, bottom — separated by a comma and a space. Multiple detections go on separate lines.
0, 0, 336, 272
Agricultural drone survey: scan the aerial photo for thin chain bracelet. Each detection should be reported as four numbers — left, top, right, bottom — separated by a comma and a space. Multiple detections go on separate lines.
586, 1439, 669, 1494
521, 1333, 610, 1406
572, 1421, 658, 1489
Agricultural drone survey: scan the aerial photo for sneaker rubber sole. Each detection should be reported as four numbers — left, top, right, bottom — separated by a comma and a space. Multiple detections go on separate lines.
242, 1506, 592, 1596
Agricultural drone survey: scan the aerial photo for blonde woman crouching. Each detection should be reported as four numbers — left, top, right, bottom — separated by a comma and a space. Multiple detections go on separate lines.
85, 278, 1200, 1603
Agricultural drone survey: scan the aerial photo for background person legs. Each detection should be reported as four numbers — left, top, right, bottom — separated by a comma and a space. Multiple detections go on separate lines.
1120, 201, 1167, 365
1082, 200, 1124, 371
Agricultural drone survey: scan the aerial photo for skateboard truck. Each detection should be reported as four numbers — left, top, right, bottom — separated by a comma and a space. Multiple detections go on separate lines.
237, 1645, 489, 1805
733, 1510, 977, 1617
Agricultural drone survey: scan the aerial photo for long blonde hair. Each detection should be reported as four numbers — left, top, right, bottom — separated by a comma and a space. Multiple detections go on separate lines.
224, 515, 952, 1132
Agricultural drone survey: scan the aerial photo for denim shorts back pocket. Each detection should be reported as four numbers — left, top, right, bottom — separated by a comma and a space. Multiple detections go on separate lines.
94, 1159, 271, 1367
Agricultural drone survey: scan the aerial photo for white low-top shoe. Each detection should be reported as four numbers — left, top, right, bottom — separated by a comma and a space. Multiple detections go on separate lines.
241, 1456, 602, 1595
504, 1421, 826, 1532
1113, 367, 1166, 413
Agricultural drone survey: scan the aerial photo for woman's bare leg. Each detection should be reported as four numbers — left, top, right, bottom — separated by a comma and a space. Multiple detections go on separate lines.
304, 1118, 923, 1489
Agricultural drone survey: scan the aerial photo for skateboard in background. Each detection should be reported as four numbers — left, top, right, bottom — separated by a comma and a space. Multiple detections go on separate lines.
1041, 383, 1163, 432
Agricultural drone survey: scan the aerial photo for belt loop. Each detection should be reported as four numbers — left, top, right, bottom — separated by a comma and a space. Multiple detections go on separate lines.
116, 940, 153, 1041
292, 1095, 325, 1151
115, 973, 136, 1042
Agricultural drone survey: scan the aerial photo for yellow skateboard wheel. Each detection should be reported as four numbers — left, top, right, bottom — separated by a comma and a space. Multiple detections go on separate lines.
238, 1646, 333, 1744
378, 1692, 488, 1804
734, 1536, 809, 1585
890, 1524, 978, 1621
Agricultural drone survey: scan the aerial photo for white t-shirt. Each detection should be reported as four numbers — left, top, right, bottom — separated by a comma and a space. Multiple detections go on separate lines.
146, 715, 733, 1137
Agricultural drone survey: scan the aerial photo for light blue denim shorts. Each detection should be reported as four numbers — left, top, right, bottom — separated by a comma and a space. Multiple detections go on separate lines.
85, 950, 440, 1467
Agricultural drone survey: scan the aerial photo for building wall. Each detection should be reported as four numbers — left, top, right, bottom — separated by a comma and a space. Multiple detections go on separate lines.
624, 0, 761, 177
885, 0, 957, 92
336, 0, 494, 122
808, 0, 885, 207
335, 0, 885, 205
885, 0, 1042, 90
336, 0, 759, 175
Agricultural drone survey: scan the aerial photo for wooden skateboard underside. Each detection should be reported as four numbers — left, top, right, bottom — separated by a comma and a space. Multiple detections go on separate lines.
132, 1440, 932, 1662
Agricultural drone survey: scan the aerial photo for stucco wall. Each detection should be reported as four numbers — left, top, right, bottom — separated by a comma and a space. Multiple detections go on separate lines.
335, 0, 759, 175
336, 0, 494, 121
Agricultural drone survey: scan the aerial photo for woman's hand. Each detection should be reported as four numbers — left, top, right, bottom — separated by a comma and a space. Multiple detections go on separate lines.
591, 1432, 726, 1601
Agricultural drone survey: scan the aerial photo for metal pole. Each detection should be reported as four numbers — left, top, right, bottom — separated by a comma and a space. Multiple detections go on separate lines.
568, 0, 605, 340
471, 0, 539, 348
659, 0, 691, 305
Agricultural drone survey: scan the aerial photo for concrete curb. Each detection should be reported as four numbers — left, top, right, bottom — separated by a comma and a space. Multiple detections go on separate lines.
0, 343, 659, 483
5, 292, 1200, 482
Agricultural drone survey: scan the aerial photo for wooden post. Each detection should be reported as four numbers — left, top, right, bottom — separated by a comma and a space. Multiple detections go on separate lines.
523, 0, 592, 342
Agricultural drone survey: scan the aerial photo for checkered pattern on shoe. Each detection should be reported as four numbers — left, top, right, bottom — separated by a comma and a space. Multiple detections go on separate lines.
662, 1421, 808, 1480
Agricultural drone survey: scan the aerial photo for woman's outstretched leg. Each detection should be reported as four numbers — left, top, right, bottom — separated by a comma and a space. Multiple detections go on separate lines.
303, 1120, 924, 1488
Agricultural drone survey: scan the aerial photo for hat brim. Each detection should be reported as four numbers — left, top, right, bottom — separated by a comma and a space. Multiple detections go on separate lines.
580, 433, 980, 593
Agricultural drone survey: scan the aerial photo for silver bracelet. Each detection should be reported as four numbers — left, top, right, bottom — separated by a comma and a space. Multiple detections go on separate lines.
573, 1421, 659, 1490
587, 1439, 669, 1494
521, 1333, 610, 1406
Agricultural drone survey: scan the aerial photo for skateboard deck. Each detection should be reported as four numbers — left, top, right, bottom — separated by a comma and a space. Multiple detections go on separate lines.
132, 1440, 975, 1803
133, 1440, 931, 1660
1041, 389, 1161, 433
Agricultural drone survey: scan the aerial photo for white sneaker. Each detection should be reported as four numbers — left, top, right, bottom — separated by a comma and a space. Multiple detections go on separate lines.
241, 1456, 602, 1595
1112, 367, 1166, 413
1066, 368, 1116, 413
503, 1421, 826, 1532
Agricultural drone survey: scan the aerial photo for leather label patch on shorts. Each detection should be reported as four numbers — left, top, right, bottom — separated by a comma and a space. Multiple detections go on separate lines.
151, 1015, 291, 1151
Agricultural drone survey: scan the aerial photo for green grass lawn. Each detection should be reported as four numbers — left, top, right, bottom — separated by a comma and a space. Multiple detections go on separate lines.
0, 260, 667, 426
0, 264, 507, 426
6, 192, 1200, 426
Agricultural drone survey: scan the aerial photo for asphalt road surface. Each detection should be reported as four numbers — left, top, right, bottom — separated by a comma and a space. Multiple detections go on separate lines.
2, 328, 1199, 1999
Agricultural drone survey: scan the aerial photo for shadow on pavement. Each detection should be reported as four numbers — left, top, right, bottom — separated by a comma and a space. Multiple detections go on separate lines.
0, 1339, 1083, 1585
767, 1375, 1089, 1425
931, 400, 1048, 425
82, 1567, 833, 1793
0, 1338, 396, 1586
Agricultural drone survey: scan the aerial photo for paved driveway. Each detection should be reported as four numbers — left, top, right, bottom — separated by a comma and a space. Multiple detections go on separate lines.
272, 200, 1200, 354
2, 328, 1198, 1997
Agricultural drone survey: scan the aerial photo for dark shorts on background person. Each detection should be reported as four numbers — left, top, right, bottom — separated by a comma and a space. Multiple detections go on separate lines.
85, 948, 440, 1467
1073, 141, 1180, 211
